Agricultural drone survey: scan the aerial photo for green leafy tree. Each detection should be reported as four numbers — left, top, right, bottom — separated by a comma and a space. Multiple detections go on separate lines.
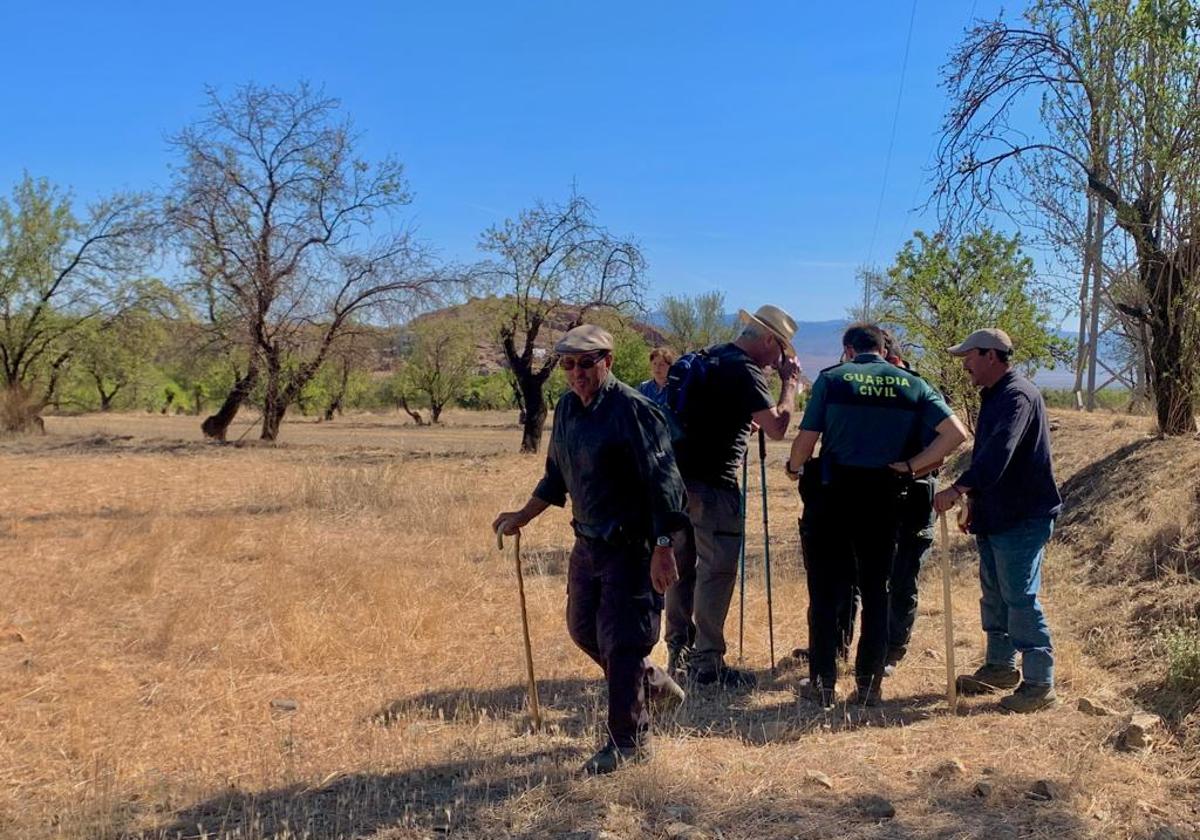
0, 175, 154, 430
880, 228, 1069, 420
660, 290, 735, 352
73, 305, 168, 411
400, 320, 476, 424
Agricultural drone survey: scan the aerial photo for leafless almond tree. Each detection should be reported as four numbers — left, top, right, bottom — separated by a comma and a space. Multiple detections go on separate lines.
167, 83, 450, 441
476, 193, 645, 453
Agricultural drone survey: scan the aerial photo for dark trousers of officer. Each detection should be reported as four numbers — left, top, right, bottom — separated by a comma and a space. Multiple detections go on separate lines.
799, 466, 855, 659
566, 534, 662, 750
887, 479, 935, 662
805, 466, 903, 691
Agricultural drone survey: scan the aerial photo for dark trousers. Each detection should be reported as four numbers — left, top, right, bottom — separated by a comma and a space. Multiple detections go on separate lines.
887, 478, 935, 661
566, 535, 663, 749
804, 467, 903, 691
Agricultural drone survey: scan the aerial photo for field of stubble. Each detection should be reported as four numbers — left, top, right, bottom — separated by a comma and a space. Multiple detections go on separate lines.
0, 410, 1192, 839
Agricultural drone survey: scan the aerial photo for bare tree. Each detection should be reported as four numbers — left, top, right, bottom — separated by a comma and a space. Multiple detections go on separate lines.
935, 0, 1200, 434
0, 175, 155, 431
477, 193, 645, 453
167, 83, 448, 442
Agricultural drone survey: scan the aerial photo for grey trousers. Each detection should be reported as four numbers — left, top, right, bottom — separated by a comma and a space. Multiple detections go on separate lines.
664, 480, 744, 673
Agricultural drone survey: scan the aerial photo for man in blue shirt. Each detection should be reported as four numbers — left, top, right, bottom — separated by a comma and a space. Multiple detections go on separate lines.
934, 328, 1063, 713
787, 323, 968, 706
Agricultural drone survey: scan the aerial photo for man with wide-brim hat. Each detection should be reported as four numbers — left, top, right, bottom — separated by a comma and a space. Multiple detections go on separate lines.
494, 324, 689, 774
665, 303, 802, 689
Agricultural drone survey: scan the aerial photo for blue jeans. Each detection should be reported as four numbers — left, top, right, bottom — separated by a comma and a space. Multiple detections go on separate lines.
976, 517, 1055, 686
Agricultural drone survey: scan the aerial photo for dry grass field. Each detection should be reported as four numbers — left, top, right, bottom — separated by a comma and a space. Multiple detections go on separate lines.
1, 408, 1197, 839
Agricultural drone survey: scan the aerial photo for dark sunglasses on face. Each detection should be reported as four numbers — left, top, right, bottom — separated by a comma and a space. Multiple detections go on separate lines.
560, 352, 607, 371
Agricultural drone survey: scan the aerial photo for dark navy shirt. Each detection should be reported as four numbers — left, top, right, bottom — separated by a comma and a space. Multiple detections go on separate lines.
534, 374, 687, 543
957, 370, 1062, 535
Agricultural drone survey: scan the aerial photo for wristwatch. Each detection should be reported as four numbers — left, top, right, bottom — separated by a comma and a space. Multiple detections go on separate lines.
785, 460, 803, 478
655, 535, 673, 548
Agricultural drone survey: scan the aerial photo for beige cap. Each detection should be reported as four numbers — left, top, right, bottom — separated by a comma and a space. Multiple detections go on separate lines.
947, 328, 1013, 356
737, 304, 798, 357
554, 324, 614, 354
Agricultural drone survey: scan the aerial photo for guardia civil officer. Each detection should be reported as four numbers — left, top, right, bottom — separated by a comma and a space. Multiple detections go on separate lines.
493, 325, 688, 774
785, 323, 968, 707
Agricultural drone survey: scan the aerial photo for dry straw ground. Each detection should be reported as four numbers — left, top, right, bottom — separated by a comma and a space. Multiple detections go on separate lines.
0, 409, 1197, 839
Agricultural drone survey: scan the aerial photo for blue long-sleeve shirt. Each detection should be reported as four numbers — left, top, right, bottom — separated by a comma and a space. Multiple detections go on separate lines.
957, 370, 1062, 534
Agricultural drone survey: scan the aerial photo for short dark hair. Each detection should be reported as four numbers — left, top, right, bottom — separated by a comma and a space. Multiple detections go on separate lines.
842, 322, 885, 354
977, 347, 1013, 364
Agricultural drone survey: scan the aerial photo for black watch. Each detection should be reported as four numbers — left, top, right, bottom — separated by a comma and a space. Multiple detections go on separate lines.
655, 535, 673, 548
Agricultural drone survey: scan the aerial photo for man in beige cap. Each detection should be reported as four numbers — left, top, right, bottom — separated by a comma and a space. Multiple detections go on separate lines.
493, 324, 689, 773
666, 304, 801, 688
934, 328, 1063, 713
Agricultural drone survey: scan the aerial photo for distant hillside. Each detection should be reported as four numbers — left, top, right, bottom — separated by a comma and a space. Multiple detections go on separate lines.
410, 297, 668, 374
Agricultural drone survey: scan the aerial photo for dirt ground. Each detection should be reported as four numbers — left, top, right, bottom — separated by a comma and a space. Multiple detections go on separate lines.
0, 408, 1196, 839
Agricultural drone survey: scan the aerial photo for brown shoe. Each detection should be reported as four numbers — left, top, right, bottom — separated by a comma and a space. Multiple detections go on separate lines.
956, 664, 1021, 695
999, 682, 1058, 713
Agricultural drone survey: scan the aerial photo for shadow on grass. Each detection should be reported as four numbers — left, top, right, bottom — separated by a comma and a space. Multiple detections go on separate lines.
371, 678, 603, 739
138, 745, 580, 840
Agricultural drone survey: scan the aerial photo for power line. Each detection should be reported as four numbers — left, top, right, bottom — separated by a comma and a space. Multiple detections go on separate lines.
865, 0, 919, 269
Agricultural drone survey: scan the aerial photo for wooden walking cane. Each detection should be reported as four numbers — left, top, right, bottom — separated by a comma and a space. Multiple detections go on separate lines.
939, 512, 957, 710
758, 429, 776, 673
497, 529, 541, 731
738, 450, 748, 663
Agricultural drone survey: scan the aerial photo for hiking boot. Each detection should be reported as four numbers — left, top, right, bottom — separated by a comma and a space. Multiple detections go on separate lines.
848, 683, 882, 707
956, 664, 1021, 696
693, 664, 758, 689
646, 667, 687, 714
581, 742, 645, 775
797, 677, 837, 710
666, 644, 692, 678
999, 682, 1058, 714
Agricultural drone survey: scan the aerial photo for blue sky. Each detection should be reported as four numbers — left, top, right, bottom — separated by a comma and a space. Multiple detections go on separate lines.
2, 1, 1011, 321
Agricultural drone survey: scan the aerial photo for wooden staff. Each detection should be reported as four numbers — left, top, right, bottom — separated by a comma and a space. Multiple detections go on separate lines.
497, 529, 541, 730
939, 512, 957, 710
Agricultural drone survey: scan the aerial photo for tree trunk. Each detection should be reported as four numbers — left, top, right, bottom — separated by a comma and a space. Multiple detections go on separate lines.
518, 373, 549, 453
201, 365, 258, 441
398, 395, 425, 425
260, 361, 284, 441
261, 401, 286, 441
1144, 261, 1197, 435
431, 402, 444, 424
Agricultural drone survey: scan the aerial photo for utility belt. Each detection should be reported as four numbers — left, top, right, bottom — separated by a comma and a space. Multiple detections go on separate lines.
571, 519, 649, 551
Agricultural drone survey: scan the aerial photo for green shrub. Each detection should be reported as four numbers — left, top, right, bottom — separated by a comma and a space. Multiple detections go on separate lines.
1161, 619, 1200, 690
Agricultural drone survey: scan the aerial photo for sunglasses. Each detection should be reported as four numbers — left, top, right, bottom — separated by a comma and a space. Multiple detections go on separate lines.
560, 352, 608, 371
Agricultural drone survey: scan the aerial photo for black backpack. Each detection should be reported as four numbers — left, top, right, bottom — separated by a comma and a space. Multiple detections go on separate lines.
664, 349, 717, 440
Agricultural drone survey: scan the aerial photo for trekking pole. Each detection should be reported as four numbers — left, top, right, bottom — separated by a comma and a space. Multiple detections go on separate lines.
738, 450, 748, 663
497, 529, 542, 730
938, 512, 957, 710
758, 429, 776, 672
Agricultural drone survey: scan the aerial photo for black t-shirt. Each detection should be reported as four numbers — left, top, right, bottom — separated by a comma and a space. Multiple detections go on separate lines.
675, 342, 774, 488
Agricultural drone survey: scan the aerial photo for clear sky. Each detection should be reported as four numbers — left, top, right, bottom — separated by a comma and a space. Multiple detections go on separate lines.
2, 1, 1008, 321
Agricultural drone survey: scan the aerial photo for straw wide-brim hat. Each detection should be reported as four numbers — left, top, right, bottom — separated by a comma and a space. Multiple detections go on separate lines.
738, 305, 798, 358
